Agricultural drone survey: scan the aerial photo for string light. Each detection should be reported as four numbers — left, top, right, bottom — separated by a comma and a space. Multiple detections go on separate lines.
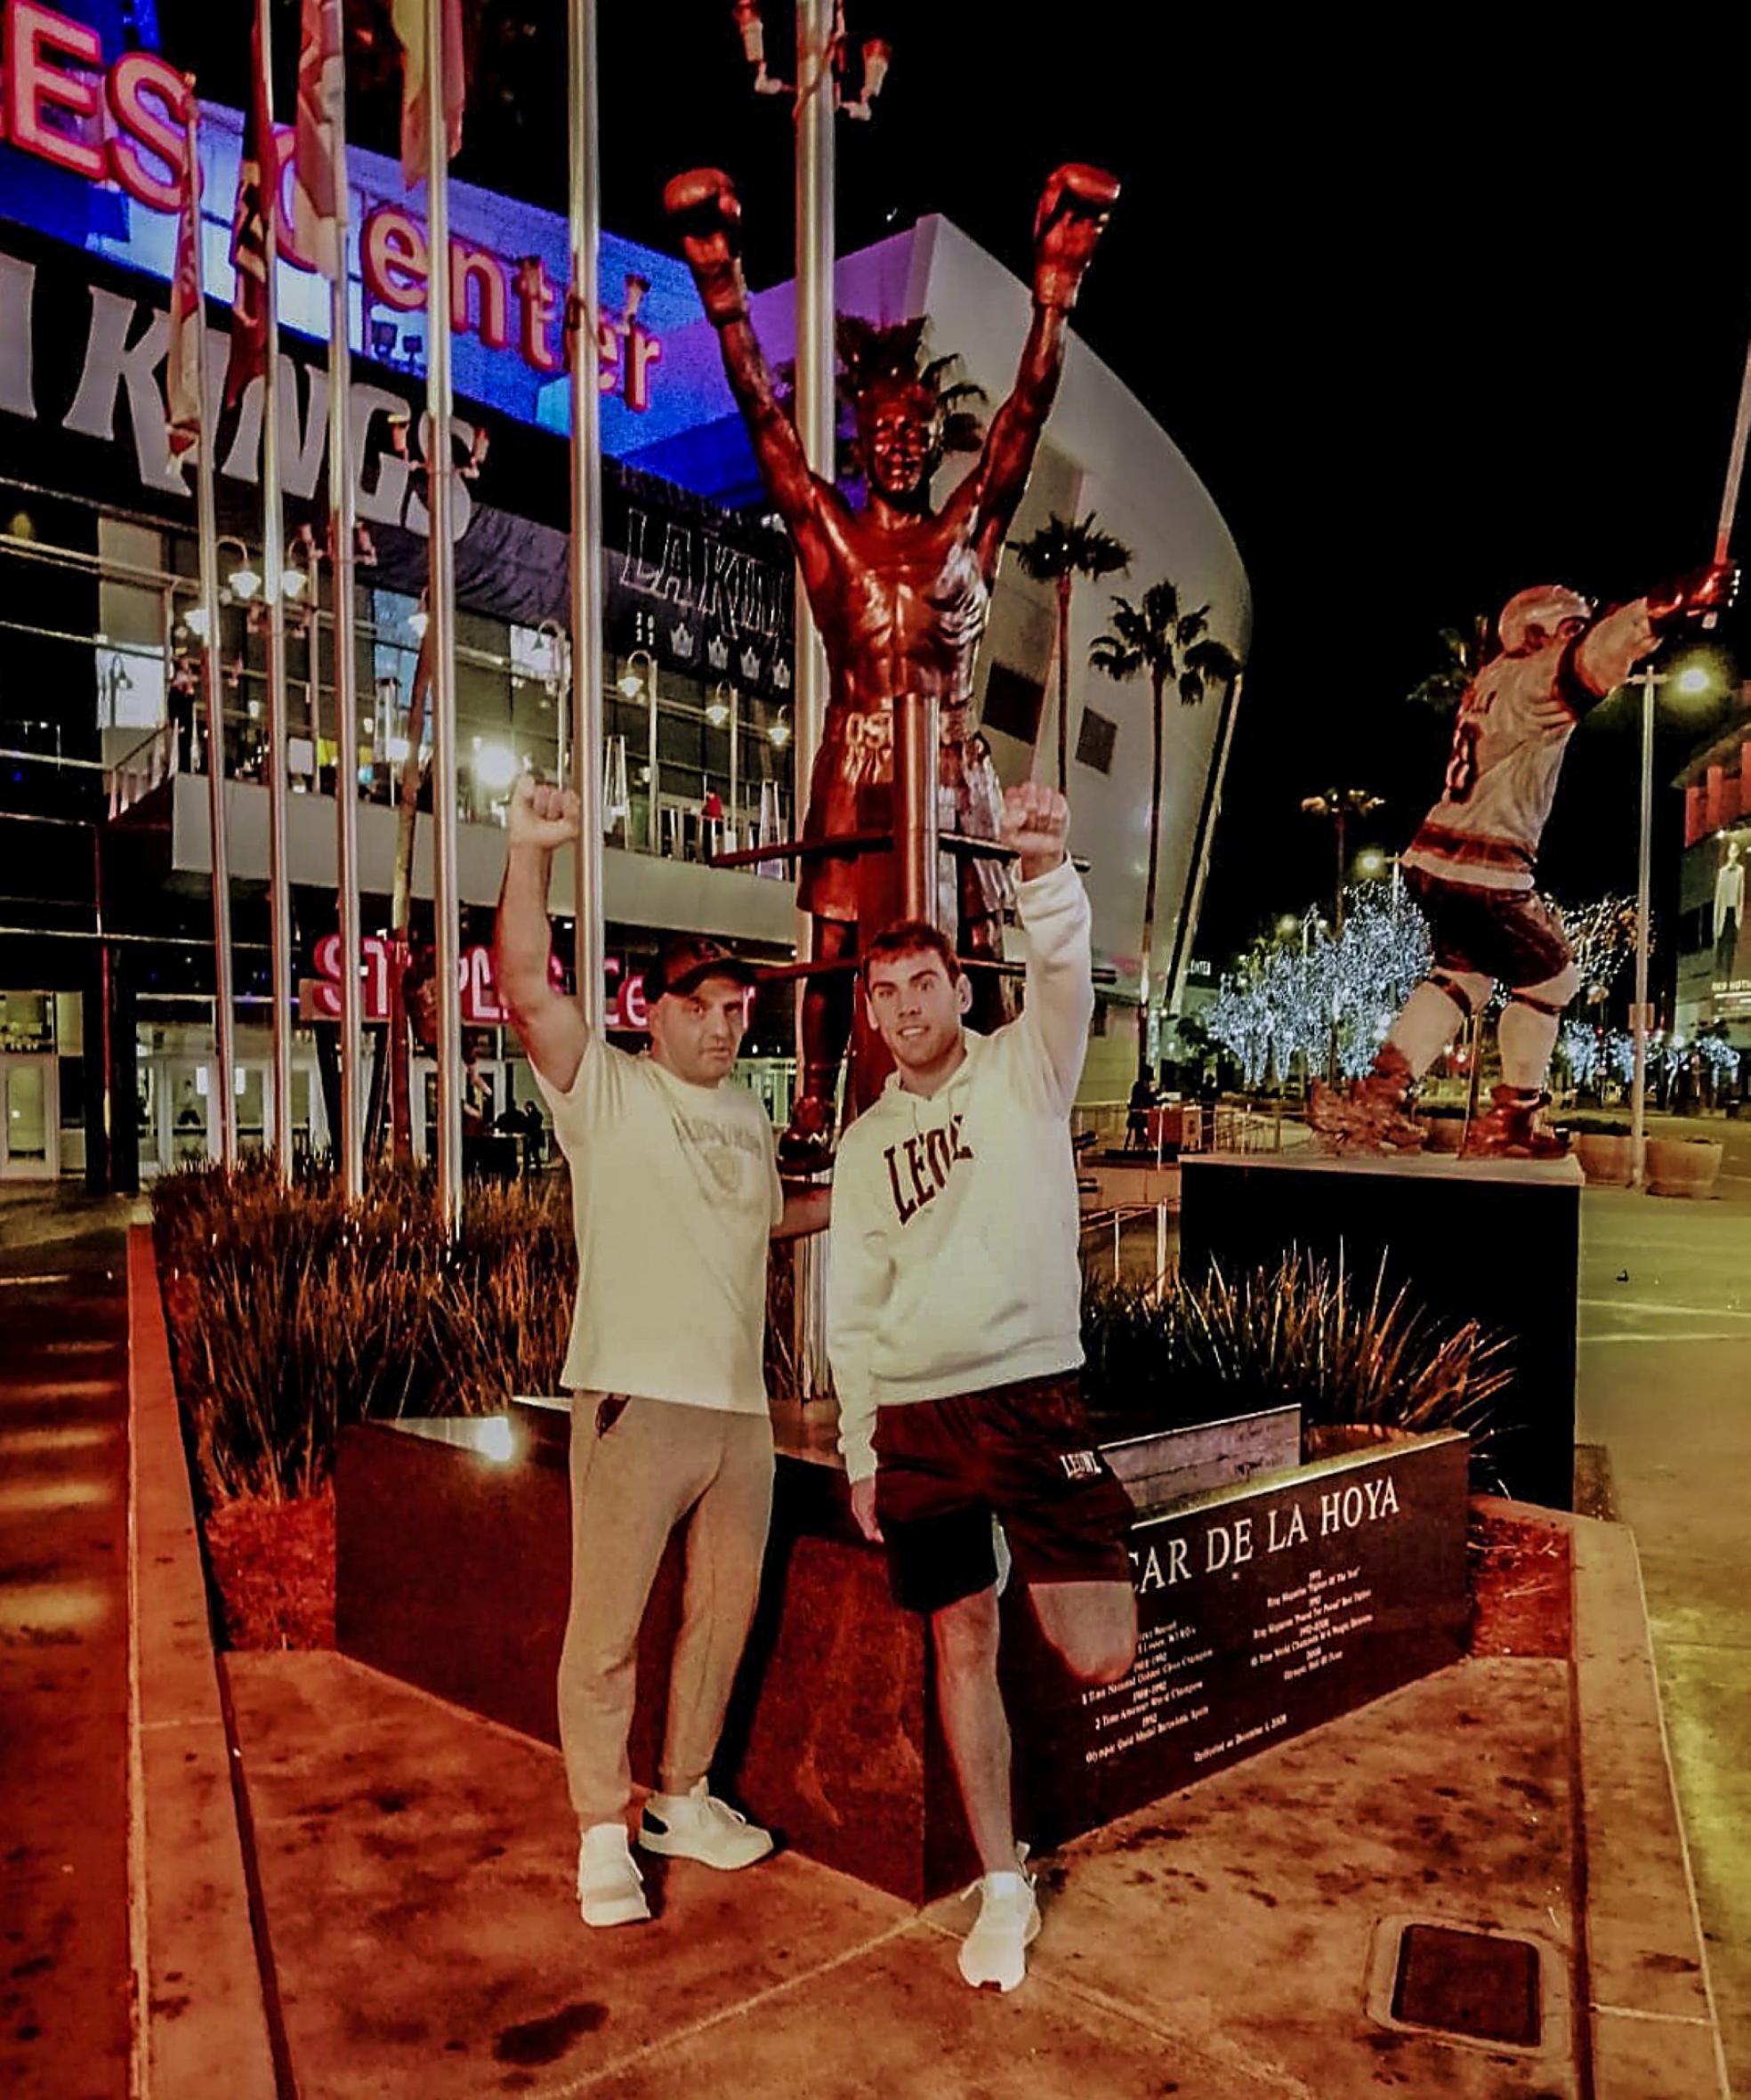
1205, 887, 1431, 1086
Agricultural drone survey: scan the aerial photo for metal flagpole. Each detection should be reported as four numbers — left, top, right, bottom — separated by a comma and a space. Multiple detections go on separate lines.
327, 42, 365, 1199
791, 0, 835, 1398
186, 88, 238, 1167
1631, 665, 1656, 1191
258, 0, 294, 1183
567, 0, 605, 1030
792, 0, 833, 910
424, 0, 464, 1234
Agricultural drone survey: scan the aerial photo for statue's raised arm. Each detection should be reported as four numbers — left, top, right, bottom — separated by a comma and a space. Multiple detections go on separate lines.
964, 164, 1120, 577
665, 168, 841, 605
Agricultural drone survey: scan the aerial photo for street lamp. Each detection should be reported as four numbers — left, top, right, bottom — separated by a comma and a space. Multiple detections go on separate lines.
730, 2, 892, 117
617, 648, 660, 852
220, 536, 261, 602
1628, 659, 1718, 1189
1300, 787, 1386, 933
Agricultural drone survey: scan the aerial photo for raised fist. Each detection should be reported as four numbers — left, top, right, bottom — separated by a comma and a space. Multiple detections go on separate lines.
664, 168, 749, 327
1648, 559, 1740, 628
1000, 779, 1070, 881
1033, 164, 1119, 313
506, 774, 581, 854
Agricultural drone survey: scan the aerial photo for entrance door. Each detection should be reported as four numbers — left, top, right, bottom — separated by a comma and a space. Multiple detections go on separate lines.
0, 1055, 59, 1180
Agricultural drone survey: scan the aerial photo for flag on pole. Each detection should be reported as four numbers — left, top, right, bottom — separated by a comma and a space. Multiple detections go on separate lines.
293, 0, 346, 279
165, 118, 203, 460
391, 0, 465, 190
224, 5, 275, 413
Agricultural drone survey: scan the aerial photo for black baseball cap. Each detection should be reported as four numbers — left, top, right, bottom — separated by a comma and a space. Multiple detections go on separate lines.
642, 934, 761, 1004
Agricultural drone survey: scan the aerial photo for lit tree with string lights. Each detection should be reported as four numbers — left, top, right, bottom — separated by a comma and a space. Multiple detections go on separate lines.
1561, 893, 1642, 1008
1205, 885, 1432, 1089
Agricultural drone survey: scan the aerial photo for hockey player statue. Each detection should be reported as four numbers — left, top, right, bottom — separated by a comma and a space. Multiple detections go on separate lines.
666, 161, 1118, 1169
1315, 562, 1736, 1158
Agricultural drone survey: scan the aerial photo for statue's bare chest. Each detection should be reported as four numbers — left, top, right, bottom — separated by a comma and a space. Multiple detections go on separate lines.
835, 522, 990, 660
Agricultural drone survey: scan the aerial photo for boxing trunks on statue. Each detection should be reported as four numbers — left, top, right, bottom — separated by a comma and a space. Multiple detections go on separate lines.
796, 696, 1012, 933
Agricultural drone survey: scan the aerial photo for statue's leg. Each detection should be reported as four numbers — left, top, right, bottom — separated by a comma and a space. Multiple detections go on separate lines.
779, 916, 854, 1172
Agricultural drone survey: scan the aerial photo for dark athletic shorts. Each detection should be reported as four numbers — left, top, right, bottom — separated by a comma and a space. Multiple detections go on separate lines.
1407, 866, 1572, 992
873, 1371, 1135, 1617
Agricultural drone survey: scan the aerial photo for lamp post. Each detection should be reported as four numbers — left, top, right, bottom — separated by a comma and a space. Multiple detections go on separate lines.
1300, 787, 1385, 933
706, 679, 738, 843
616, 649, 659, 852
1629, 660, 1715, 1188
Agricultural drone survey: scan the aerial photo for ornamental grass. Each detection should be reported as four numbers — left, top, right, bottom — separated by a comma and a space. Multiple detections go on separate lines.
157, 1165, 1509, 1509
152, 1158, 574, 1506
1079, 1250, 1512, 1463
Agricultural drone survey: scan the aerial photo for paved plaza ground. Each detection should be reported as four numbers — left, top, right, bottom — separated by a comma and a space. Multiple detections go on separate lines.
1, 1118, 1746, 2096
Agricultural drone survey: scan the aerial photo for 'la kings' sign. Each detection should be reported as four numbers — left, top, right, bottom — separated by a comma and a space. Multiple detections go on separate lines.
0, 235, 482, 541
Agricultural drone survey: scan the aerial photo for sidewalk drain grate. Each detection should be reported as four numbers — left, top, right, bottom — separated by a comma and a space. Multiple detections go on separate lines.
1391, 1923, 1541, 2047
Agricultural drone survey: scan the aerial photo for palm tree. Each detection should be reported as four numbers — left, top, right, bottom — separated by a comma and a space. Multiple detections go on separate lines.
1091, 581, 1242, 1078
1406, 614, 1489, 715
1012, 513, 1133, 791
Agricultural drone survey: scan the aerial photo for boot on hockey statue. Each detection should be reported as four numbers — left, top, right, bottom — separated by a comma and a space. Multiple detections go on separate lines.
1309, 1044, 1428, 1153
1464, 1084, 1569, 1160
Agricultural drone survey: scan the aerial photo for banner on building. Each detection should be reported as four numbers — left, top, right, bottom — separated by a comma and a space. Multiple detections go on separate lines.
1710, 824, 1751, 1014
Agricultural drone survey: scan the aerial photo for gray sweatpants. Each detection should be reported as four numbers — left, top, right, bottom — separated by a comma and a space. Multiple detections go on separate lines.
559, 1393, 775, 1830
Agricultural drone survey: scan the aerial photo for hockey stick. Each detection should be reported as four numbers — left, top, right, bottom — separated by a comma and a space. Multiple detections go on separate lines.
1704, 325, 1751, 624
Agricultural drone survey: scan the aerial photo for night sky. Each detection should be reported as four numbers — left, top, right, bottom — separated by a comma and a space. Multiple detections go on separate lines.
159, 2, 1751, 968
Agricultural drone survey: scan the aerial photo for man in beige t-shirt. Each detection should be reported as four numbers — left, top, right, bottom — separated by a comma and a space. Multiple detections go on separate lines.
496, 776, 827, 1930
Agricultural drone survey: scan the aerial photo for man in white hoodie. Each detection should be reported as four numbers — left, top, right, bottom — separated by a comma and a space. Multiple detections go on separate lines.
827, 780, 1137, 1993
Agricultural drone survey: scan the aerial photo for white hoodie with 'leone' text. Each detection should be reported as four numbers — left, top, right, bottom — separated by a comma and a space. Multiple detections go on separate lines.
825, 857, 1094, 1484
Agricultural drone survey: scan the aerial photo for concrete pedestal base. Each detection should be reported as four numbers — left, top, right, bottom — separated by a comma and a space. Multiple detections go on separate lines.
338, 1401, 1468, 1903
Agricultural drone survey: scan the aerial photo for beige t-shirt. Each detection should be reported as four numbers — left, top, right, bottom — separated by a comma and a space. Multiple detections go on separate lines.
535, 1035, 783, 1412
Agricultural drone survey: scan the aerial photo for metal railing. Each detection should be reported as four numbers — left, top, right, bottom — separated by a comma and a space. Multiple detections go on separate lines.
107, 723, 178, 815
1069, 1096, 1319, 1163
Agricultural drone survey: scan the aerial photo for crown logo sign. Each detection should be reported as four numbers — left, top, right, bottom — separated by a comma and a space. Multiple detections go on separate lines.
669, 621, 695, 656
739, 646, 762, 682
706, 635, 730, 671
772, 658, 792, 692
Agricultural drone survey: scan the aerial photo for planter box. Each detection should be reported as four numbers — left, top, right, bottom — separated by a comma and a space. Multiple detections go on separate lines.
1421, 1115, 1467, 1155
1574, 1133, 1633, 1186
337, 1406, 1468, 1904
1646, 1137, 1723, 1199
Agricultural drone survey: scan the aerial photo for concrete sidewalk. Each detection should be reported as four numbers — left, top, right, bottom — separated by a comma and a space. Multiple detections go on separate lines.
227, 1644, 1591, 2098
1577, 1113, 1751, 2095
206, 1496, 1730, 2100
0, 1191, 134, 2100
105, 1178, 1729, 2099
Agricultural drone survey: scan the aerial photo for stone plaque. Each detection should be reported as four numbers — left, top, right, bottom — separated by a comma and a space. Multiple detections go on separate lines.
1005, 1432, 1470, 1849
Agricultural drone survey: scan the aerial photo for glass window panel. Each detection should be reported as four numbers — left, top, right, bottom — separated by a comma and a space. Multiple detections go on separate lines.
4, 1062, 49, 1162
96, 643, 165, 730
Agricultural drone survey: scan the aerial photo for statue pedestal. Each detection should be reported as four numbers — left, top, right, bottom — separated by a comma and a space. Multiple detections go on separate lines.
336, 1399, 1468, 1902
1179, 1150, 1583, 1509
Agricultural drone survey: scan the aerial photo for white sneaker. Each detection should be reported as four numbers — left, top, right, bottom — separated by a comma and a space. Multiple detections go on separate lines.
957, 1867, 1040, 1991
577, 1821, 650, 1928
638, 1781, 774, 1870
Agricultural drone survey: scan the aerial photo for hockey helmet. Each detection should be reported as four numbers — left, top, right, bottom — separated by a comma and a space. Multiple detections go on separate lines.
1497, 585, 1593, 656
